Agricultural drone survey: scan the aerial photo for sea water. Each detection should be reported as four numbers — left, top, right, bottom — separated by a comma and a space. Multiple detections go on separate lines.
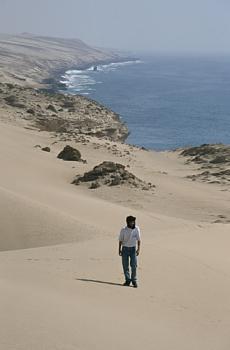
60, 54, 230, 151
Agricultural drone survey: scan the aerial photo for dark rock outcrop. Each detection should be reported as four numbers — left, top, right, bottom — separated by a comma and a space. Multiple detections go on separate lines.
41, 146, 51, 152
57, 145, 81, 161
181, 144, 218, 157
180, 144, 230, 165
46, 104, 57, 113
180, 144, 230, 185
72, 161, 155, 190
0, 83, 129, 142
4, 95, 26, 108
210, 156, 228, 164
186, 169, 230, 185
27, 108, 35, 115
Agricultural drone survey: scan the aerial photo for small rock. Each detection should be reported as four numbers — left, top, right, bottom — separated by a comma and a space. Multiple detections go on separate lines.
27, 108, 35, 115
89, 181, 100, 189
47, 104, 57, 113
110, 175, 121, 186
41, 147, 51, 152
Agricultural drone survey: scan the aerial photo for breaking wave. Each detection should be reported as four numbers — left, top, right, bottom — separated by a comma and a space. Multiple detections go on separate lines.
60, 60, 141, 94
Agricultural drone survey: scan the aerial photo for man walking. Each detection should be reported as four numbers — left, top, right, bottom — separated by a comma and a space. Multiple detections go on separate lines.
119, 215, 141, 288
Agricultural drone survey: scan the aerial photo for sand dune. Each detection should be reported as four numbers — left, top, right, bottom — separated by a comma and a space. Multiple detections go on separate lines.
0, 117, 230, 349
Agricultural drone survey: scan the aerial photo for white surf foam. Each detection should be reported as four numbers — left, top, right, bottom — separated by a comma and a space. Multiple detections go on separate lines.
60, 59, 142, 93
86, 59, 142, 73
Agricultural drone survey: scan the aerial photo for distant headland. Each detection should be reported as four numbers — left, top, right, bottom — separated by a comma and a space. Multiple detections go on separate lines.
0, 32, 137, 90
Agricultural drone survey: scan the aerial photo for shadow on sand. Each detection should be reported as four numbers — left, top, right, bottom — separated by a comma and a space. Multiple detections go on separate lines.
76, 278, 123, 287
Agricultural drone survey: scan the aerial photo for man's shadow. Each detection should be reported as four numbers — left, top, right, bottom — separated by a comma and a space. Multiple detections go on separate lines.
76, 278, 123, 287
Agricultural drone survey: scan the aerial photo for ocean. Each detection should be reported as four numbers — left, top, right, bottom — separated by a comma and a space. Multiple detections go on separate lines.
60, 54, 230, 151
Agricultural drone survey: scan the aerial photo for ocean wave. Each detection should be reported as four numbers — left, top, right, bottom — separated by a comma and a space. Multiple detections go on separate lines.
60, 72, 96, 91
65, 69, 83, 74
60, 59, 142, 94
102, 59, 142, 68
87, 59, 142, 73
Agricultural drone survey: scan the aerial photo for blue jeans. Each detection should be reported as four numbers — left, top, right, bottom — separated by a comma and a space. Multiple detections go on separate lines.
121, 246, 137, 283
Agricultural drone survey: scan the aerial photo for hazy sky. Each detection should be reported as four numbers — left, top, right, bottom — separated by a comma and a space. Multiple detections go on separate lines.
0, 0, 229, 54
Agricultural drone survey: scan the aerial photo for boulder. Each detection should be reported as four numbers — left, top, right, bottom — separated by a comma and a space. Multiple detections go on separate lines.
27, 108, 35, 115
41, 147, 51, 152
57, 145, 81, 161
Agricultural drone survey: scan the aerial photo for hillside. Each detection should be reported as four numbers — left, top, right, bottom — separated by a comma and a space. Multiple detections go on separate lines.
0, 33, 129, 87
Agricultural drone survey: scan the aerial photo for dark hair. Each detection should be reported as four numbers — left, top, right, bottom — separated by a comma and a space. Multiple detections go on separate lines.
126, 215, 136, 223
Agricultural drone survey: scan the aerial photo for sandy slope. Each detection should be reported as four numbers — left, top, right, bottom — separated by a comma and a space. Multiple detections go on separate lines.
0, 119, 230, 349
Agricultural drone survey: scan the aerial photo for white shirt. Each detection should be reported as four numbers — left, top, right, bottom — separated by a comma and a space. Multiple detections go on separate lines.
119, 226, 141, 247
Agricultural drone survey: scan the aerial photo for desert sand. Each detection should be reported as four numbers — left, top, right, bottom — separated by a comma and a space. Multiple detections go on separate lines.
1, 32, 230, 350
0, 110, 230, 350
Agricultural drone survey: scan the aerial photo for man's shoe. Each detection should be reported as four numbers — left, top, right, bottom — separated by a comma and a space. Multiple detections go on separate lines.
123, 281, 131, 286
132, 282, 138, 288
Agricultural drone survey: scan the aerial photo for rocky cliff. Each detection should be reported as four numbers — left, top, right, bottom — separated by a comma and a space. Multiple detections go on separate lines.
0, 33, 129, 88
0, 82, 129, 142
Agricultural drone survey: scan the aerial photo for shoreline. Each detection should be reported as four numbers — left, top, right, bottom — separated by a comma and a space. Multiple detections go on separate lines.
47, 53, 230, 154
38, 56, 138, 147
1, 32, 227, 153
40, 56, 139, 93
